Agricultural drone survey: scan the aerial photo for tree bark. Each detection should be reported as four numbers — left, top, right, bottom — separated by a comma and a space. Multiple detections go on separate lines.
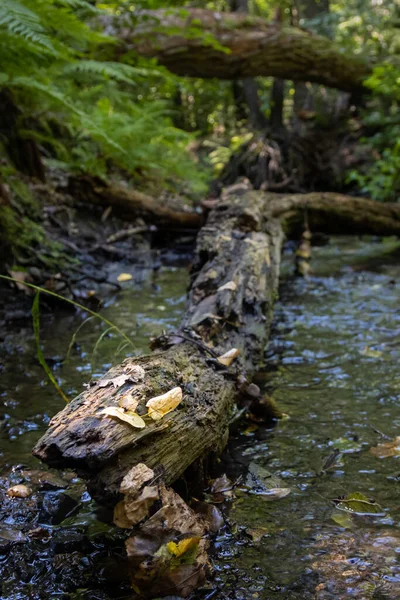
120, 8, 371, 92
68, 174, 400, 238
267, 191, 400, 237
229, 0, 268, 130
33, 184, 282, 596
68, 174, 203, 230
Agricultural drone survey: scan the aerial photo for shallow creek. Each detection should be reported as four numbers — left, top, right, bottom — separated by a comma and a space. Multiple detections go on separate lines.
1, 238, 400, 599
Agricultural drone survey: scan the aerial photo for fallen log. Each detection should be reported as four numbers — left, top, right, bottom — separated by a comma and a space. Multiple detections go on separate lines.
32, 181, 400, 597
115, 8, 371, 92
266, 191, 400, 238
33, 185, 283, 597
68, 174, 203, 230
68, 174, 400, 239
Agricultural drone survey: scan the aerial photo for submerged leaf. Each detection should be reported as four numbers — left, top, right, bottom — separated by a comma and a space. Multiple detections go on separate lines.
331, 512, 353, 529
370, 436, 400, 458
334, 492, 384, 515
360, 346, 383, 359
146, 386, 183, 420
99, 406, 146, 429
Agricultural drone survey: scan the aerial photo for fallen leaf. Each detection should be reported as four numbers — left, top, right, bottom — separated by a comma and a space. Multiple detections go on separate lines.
120, 463, 155, 495
217, 281, 237, 292
99, 406, 146, 429
117, 273, 133, 282
0, 527, 28, 542
331, 512, 353, 529
6, 484, 32, 498
241, 462, 291, 500
246, 527, 269, 542
360, 346, 383, 359
98, 374, 131, 389
124, 364, 146, 381
217, 348, 240, 367
118, 393, 139, 412
333, 492, 384, 515
167, 536, 201, 559
210, 474, 233, 495
146, 386, 183, 421
114, 486, 159, 528
9, 270, 33, 294
330, 437, 362, 454
370, 436, 400, 458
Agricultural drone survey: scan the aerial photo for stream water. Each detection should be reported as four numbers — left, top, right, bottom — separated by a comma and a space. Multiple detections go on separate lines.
1, 238, 400, 599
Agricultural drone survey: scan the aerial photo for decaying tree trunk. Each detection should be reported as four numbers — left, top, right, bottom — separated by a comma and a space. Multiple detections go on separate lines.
32, 180, 400, 597
115, 8, 371, 92
33, 185, 283, 597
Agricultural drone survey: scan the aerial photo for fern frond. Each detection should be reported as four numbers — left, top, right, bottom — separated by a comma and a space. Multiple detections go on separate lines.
63, 61, 144, 86
0, 0, 56, 52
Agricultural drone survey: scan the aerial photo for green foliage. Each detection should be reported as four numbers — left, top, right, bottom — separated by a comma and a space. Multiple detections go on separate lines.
0, 0, 208, 194
347, 63, 400, 202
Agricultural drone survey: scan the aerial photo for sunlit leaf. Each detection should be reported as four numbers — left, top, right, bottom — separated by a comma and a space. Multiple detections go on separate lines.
146, 386, 183, 420
117, 273, 133, 282
217, 348, 240, 367
167, 536, 201, 558
99, 406, 146, 429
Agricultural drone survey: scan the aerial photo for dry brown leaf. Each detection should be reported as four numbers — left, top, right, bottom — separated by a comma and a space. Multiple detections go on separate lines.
124, 364, 146, 381
118, 393, 139, 412
6, 484, 32, 498
117, 273, 133, 282
370, 436, 400, 458
113, 501, 132, 528
99, 406, 146, 429
9, 270, 33, 294
124, 486, 159, 526
217, 348, 240, 367
120, 463, 155, 495
98, 373, 132, 389
146, 386, 183, 421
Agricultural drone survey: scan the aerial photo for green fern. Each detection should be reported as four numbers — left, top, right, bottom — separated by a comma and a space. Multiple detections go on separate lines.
0, 0, 56, 52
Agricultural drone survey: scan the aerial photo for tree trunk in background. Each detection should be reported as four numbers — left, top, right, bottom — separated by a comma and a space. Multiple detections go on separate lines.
269, 7, 285, 133
293, 0, 331, 114
270, 78, 285, 132
122, 9, 371, 93
230, 0, 268, 129
0, 90, 45, 182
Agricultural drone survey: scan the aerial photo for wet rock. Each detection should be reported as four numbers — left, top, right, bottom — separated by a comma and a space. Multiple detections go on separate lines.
51, 529, 88, 554
40, 491, 79, 525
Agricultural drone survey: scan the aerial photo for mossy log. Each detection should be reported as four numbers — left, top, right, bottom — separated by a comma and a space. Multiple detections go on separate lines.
266, 191, 400, 238
116, 8, 371, 92
68, 174, 203, 230
33, 186, 283, 597
68, 174, 400, 239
